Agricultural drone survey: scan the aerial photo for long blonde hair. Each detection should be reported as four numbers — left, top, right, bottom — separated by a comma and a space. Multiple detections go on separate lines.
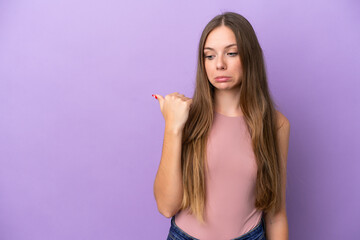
179, 12, 282, 224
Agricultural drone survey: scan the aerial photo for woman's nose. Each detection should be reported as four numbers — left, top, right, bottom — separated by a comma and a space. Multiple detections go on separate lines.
216, 56, 226, 70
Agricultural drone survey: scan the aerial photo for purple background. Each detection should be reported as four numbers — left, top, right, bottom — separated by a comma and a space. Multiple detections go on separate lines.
0, 0, 359, 239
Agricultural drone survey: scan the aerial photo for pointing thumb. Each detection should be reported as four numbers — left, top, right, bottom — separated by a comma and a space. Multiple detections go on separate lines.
152, 94, 164, 109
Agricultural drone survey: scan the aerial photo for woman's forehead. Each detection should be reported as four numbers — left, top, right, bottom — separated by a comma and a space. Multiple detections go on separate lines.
204, 27, 237, 50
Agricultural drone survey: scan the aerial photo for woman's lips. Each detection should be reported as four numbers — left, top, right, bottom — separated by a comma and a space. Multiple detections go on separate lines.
215, 77, 231, 82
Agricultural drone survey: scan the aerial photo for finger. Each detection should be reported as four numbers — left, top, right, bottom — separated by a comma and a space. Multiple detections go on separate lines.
153, 94, 164, 108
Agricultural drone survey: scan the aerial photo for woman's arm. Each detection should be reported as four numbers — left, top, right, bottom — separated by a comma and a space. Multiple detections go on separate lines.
153, 125, 184, 218
264, 111, 290, 240
153, 93, 193, 218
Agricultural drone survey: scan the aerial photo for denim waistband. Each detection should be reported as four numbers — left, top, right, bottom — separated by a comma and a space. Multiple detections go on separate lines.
168, 216, 266, 240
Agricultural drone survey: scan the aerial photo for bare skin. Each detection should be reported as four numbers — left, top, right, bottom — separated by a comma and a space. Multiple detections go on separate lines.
153, 92, 192, 218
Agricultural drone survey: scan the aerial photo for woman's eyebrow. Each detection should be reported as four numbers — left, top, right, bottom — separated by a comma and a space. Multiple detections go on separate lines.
204, 43, 237, 51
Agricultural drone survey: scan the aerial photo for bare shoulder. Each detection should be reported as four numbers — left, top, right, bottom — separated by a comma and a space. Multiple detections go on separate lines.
275, 110, 290, 131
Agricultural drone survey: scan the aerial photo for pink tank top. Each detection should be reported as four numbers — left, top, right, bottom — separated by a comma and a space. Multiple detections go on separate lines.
174, 110, 263, 240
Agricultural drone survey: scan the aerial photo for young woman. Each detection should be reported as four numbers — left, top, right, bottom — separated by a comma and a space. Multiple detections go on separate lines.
153, 11, 290, 240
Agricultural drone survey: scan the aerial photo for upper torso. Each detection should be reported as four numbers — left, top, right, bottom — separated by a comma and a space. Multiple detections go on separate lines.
174, 110, 263, 240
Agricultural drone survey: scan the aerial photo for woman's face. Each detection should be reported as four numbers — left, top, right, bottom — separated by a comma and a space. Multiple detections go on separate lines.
204, 25, 243, 91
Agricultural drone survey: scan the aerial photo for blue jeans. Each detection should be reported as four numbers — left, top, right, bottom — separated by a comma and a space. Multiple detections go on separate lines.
167, 216, 266, 240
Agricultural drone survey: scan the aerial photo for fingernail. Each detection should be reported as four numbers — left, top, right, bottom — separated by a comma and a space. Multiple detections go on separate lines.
152, 94, 157, 99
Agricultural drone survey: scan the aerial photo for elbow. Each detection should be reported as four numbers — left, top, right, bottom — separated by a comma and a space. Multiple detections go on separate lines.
157, 206, 174, 218
157, 203, 180, 219
158, 202, 180, 218
154, 189, 182, 218
162, 210, 174, 219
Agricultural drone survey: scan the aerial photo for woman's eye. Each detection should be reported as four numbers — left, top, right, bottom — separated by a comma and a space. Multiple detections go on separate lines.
204, 52, 238, 59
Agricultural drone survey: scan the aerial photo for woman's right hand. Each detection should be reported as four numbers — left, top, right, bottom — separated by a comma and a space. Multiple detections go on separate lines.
153, 92, 193, 132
